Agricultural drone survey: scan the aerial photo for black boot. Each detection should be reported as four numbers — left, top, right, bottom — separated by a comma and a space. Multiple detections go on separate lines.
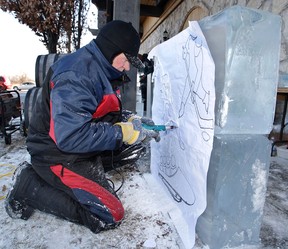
5, 161, 35, 220
6, 161, 109, 233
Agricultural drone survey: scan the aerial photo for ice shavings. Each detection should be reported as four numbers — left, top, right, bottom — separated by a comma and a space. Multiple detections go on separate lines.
251, 159, 267, 213
143, 238, 156, 248
217, 93, 232, 128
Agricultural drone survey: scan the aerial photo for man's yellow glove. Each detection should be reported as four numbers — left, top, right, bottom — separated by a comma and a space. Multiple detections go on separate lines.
115, 122, 140, 145
115, 117, 160, 145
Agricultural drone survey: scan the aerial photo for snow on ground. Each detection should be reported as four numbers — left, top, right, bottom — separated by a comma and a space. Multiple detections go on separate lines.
0, 132, 187, 249
0, 131, 287, 249
259, 157, 288, 248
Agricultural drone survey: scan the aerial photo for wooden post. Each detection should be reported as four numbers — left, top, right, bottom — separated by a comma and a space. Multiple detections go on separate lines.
113, 0, 141, 113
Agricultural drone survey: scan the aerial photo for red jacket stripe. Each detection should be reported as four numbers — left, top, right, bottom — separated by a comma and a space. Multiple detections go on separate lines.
49, 100, 56, 143
93, 94, 120, 119
50, 164, 124, 222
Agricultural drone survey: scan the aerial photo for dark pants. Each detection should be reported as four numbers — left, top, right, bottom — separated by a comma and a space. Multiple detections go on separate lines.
29, 156, 124, 232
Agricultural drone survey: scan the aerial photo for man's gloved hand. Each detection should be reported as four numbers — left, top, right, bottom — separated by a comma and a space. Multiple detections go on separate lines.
127, 114, 155, 126
115, 117, 160, 145
128, 115, 160, 142
121, 110, 155, 125
121, 109, 134, 122
139, 116, 155, 126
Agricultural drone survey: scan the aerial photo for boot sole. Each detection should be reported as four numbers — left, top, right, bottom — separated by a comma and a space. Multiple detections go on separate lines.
5, 162, 34, 220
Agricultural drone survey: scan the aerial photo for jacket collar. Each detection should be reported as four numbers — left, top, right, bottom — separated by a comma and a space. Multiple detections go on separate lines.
85, 40, 124, 81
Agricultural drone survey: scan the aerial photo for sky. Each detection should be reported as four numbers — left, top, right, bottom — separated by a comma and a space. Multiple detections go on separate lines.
0, 4, 97, 81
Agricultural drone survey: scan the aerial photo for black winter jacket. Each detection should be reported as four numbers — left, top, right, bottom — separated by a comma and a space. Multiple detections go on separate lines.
27, 40, 124, 165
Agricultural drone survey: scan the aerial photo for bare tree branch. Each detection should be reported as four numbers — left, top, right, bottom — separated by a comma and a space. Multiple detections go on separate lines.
0, 0, 90, 53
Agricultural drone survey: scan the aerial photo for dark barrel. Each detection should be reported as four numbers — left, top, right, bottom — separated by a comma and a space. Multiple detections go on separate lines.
35, 54, 66, 87
23, 87, 42, 135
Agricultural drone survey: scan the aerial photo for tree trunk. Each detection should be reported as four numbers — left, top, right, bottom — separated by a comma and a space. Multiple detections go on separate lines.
46, 32, 59, 53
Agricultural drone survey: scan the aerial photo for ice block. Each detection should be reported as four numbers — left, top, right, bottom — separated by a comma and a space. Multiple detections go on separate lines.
199, 6, 281, 134
196, 134, 271, 249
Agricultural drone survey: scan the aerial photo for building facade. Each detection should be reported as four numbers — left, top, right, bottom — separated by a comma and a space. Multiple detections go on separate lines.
139, 0, 288, 76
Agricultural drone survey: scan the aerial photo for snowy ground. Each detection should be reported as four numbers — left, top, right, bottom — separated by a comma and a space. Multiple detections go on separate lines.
0, 130, 287, 249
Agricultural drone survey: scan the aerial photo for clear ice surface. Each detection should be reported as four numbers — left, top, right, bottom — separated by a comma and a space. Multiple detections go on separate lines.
199, 6, 281, 134
196, 134, 271, 249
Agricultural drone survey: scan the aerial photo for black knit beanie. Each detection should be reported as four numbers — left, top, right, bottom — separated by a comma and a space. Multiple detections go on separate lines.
95, 20, 144, 69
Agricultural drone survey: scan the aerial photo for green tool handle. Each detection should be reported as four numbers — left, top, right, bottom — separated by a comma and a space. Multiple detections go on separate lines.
142, 123, 166, 131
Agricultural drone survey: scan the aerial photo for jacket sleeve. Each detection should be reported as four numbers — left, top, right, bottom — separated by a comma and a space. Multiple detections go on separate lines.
49, 72, 123, 153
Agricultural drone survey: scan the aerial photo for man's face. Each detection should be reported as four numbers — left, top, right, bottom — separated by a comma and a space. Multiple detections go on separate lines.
112, 53, 130, 72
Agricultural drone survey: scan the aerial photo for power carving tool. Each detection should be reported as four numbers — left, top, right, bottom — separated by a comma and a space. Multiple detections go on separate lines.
142, 123, 178, 131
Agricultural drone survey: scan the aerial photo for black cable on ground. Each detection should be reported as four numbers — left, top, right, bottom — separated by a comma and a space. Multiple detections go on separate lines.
109, 151, 125, 193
